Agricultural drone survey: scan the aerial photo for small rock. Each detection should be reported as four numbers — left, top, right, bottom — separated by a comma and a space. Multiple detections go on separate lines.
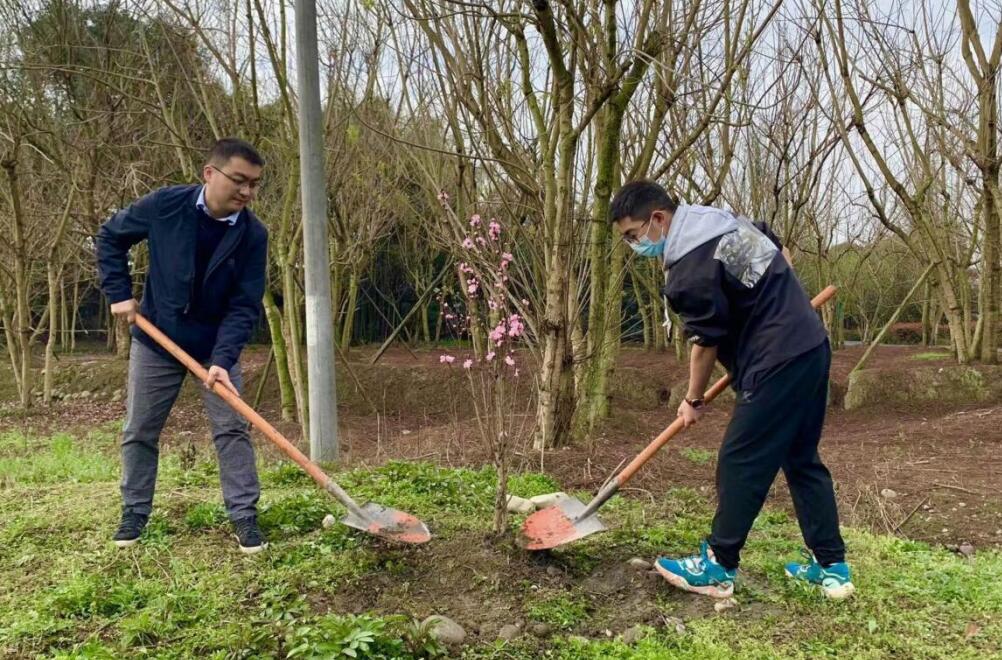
880, 488, 898, 499
545, 565, 562, 577
663, 616, 686, 634
423, 615, 466, 646
568, 635, 590, 644
401, 429, 411, 435
529, 492, 570, 509
959, 542, 975, 557
506, 495, 534, 514
497, 624, 520, 641
322, 514, 337, 529
621, 625, 644, 644
714, 598, 738, 612
627, 557, 653, 571
995, 529, 1002, 536
529, 622, 552, 637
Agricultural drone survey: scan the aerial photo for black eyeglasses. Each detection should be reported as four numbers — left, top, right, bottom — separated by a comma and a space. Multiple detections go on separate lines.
622, 218, 652, 244
210, 165, 262, 191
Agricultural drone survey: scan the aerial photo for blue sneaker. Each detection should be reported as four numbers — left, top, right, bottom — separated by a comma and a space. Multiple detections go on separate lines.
784, 550, 855, 600
655, 541, 736, 598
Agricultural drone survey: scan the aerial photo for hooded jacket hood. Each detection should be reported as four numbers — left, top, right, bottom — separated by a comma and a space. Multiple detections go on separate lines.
661, 204, 738, 267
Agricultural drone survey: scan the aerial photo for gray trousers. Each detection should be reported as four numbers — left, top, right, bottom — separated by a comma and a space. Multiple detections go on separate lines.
120, 340, 260, 520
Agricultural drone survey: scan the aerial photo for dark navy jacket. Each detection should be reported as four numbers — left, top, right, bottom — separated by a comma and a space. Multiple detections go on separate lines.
96, 184, 268, 370
660, 204, 827, 392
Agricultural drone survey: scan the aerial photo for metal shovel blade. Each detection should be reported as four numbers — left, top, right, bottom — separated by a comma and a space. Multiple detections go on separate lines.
341, 502, 431, 545
519, 497, 607, 551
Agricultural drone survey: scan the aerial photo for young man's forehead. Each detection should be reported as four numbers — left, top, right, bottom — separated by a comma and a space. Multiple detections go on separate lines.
220, 156, 263, 176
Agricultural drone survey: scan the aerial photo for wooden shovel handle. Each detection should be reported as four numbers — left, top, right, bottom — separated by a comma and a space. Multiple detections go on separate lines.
133, 314, 331, 488
614, 285, 838, 486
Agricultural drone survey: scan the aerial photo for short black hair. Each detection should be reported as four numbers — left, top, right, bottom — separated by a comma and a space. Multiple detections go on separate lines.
609, 179, 677, 224
207, 137, 264, 168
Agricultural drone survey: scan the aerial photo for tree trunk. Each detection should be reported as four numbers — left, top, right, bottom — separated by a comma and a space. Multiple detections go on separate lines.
116, 316, 131, 360
3, 156, 33, 409
339, 269, 359, 350
282, 261, 309, 436
44, 267, 60, 405
0, 290, 21, 396
263, 288, 297, 421
70, 277, 79, 353
921, 278, 932, 346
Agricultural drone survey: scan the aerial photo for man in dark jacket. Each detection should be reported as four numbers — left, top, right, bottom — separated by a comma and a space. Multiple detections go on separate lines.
609, 180, 854, 600
97, 138, 269, 553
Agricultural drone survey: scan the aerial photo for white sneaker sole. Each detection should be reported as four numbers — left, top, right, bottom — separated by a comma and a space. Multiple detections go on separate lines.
784, 568, 855, 600
238, 542, 268, 555
114, 538, 139, 548
656, 562, 734, 598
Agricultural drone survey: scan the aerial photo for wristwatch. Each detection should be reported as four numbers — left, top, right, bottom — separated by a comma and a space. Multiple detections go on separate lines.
684, 397, 705, 409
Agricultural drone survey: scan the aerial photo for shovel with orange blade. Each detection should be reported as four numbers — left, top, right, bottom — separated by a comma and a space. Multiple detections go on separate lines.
135, 314, 431, 545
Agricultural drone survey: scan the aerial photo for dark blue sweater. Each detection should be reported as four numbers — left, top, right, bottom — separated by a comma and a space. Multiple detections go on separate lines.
96, 185, 268, 370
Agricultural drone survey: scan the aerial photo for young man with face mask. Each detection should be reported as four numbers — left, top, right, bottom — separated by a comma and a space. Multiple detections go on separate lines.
609, 179, 853, 600
97, 138, 269, 554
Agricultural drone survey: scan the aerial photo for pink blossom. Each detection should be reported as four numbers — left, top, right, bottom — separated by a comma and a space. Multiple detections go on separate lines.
461, 237, 475, 250
507, 314, 525, 338
439, 355, 456, 364
488, 300, 498, 310
504, 354, 515, 367
485, 351, 496, 362
475, 236, 487, 246
488, 220, 501, 240
500, 252, 513, 270
469, 214, 482, 227
489, 323, 506, 345
521, 298, 529, 305
463, 359, 473, 369
459, 262, 474, 274
437, 190, 450, 203
467, 279, 479, 295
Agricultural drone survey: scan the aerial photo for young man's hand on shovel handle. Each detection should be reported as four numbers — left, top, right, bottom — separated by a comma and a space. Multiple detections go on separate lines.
205, 366, 241, 397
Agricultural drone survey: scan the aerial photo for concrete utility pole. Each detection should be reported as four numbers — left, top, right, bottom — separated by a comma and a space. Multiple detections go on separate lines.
294, 0, 338, 461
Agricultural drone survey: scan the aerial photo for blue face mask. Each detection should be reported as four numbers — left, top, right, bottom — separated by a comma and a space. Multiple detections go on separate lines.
629, 231, 666, 258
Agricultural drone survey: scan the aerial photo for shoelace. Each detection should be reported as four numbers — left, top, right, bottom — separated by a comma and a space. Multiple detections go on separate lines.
120, 513, 146, 529
234, 518, 259, 537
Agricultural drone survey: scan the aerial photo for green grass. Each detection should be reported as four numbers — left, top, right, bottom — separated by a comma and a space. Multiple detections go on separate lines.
0, 430, 120, 486
679, 447, 715, 465
1, 428, 999, 658
911, 351, 954, 361
526, 594, 590, 630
